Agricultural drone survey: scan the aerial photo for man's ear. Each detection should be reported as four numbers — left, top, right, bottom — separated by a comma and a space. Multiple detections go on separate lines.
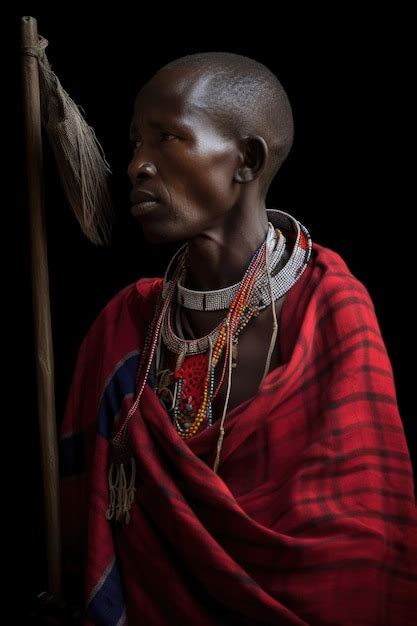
234, 135, 268, 183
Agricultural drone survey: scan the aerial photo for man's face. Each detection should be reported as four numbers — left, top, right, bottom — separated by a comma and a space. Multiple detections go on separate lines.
128, 69, 242, 243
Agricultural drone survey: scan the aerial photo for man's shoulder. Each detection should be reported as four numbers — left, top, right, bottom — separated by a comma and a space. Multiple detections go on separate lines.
311, 242, 371, 298
312, 241, 355, 275
308, 241, 379, 334
81, 276, 164, 349
98, 276, 163, 319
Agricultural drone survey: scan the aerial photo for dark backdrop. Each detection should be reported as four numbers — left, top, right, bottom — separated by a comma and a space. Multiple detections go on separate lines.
11, 7, 414, 616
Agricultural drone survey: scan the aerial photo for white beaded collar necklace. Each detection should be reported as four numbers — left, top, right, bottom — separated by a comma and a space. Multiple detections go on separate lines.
161, 208, 312, 312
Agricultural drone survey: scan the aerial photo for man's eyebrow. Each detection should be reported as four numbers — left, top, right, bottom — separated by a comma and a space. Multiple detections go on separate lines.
129, 118, 190, 136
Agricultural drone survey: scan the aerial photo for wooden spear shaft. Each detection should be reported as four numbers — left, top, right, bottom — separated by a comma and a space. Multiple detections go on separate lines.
20, 15, 61, 595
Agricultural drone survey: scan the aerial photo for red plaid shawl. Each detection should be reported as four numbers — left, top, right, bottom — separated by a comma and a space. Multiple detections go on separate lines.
60, 242, 417, 625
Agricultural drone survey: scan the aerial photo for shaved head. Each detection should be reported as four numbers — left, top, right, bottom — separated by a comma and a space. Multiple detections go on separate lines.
128, 52, 294, 242
157, 52, 294, 195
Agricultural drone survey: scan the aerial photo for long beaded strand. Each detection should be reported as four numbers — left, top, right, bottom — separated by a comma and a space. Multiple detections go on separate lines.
106, 250, 187, 522
170, 239, 268, 439
213, 235, 278, 473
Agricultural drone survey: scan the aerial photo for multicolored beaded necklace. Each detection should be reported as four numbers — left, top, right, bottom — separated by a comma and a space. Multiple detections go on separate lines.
106, 209, 312, 522
162, 236, 267, 439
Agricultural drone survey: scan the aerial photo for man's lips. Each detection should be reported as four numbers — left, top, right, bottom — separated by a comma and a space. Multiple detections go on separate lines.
130, 188, 163, 217
130, 189, 158, 205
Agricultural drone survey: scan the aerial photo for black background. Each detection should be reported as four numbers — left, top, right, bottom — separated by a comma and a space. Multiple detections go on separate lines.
11, 6, 415, 616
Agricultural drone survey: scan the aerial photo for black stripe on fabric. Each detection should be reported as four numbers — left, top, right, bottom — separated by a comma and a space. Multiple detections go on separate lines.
271, 488, 416, 533
328, 420, 403, 437
318, 295, 376, 328
230, 390, 404, 459
262, 333, 392, 407
270, 488, 416, 526
237, 557, 417, 582
260, 356, 397, 433
299, 461, 413, 481
289, 509, 417, 534
316, 282, 370, 309
299, 486, 415, 506
326, 390, 397, 410
232, 382, 405, 457
217, 521, 417, 557
359, 363, 394, 378
300, 448, 410, 470
318, 324, 387, 360
325, 271, 372, 284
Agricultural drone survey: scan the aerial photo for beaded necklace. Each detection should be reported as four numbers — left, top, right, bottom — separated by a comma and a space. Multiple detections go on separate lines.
106, 209, 312, 523
165, 235, 267, 439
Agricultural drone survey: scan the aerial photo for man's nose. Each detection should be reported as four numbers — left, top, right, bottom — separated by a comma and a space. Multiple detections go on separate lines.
127, 158, 157, 182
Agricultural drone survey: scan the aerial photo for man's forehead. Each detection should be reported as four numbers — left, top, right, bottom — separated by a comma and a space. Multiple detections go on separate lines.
132, 70, 213, 126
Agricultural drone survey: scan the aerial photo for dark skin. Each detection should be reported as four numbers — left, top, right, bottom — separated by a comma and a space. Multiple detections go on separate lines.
128, 67, 290, 419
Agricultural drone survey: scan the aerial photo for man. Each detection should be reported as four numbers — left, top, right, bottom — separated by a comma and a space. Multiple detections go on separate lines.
60, 52, 416, 625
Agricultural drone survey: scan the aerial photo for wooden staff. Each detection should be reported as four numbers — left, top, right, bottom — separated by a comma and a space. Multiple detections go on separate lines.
20, 15, 61, 595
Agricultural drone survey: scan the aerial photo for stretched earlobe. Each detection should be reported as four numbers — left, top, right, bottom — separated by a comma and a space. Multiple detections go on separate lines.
234, 168, 253, 183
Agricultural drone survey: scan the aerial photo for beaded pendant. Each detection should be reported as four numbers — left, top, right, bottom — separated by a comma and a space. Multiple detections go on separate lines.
171, 352, 217, 437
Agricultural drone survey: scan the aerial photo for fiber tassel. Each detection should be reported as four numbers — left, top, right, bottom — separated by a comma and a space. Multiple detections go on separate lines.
27, 35, 114, 245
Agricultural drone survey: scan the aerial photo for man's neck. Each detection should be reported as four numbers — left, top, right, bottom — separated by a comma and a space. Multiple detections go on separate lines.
186, 208, 269, 291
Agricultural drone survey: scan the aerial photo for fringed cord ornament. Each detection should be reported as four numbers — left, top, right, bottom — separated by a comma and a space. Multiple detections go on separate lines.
106, 457, 136, 524
106, 251, 187, 522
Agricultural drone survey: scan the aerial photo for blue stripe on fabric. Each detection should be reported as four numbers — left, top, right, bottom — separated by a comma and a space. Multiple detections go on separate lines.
87, 560, 126, 625
98, 352, 140, 440
60, 352, 141, 477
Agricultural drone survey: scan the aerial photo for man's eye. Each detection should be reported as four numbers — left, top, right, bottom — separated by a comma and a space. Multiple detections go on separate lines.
161, 133, 176, 142
130, 133, 176, 149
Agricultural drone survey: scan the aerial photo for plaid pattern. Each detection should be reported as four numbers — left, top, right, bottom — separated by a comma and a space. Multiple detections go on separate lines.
60, 243, 416, 625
